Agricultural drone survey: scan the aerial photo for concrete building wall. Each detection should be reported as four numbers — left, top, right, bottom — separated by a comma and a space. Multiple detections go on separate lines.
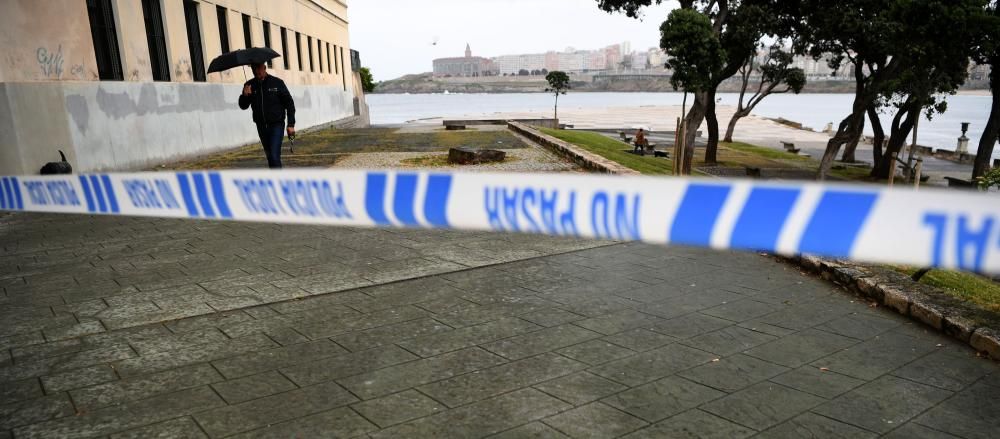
0, 0, 359, 176
0, 0, 102, 82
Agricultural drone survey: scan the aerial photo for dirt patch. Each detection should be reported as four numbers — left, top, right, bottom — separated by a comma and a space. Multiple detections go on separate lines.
156, 127, 530, 170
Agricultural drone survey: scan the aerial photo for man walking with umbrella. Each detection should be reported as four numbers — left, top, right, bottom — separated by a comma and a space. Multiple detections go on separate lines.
239, 62, 296, 168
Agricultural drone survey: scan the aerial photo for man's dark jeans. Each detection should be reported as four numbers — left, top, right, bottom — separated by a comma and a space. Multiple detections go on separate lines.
256, 122, 285, 169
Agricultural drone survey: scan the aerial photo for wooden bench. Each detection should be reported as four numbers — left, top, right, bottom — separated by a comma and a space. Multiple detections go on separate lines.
618, 131, 632, 144
444, 124, 466, 131
633, 142, 659, 156
781, 141, 800, 155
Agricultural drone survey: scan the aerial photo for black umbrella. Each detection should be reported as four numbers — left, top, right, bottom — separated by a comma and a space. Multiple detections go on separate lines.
206, 47, 280, 74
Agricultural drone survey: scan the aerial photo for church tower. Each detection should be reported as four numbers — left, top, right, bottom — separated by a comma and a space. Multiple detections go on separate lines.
465, 43, 472, 58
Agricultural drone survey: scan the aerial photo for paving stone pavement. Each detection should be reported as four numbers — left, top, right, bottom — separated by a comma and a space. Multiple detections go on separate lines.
2, 211, 999, 438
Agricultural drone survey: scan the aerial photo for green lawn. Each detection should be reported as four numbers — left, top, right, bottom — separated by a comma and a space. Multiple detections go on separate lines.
724, 141, 810, 161
539, 128, 675, 175
537, 128, 820, 176
893, 267, 1000, 313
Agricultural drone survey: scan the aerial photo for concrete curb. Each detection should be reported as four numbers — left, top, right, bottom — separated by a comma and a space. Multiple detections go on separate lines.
507, 122, 641, 176
790, 255, 1000, 359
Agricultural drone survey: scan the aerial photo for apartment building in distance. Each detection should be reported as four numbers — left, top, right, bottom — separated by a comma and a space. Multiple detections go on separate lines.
0, 0, 367, 175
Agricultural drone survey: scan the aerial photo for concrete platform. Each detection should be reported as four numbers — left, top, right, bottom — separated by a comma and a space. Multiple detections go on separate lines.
1, 212, 998, 438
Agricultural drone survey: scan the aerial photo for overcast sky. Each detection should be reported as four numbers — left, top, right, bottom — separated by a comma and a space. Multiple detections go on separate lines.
349, 0, 677, 81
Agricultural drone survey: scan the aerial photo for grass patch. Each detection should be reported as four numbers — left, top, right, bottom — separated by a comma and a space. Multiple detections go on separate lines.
400, 154, 520, 168
723, 141, 810, 161
535, 130, 808, 176
540, 128, 674, 175
893, 266, 1000, 313
538, 129, 876, 183
726, 141, 876, 182
400, 155, 451, 167
830, 165, 875, 181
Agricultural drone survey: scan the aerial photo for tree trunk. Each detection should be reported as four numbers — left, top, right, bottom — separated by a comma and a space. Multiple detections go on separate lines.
704, 89, 719, 164
872, 102, 920, 179
683, 92, 709, 175
818, 77, 869, 180
973, 66, 999, 179
819, 113, 864, 180
723, 109, 750, 143
868, 105, 886, 170
554, 94, 559, 121
841, 115, 865, 163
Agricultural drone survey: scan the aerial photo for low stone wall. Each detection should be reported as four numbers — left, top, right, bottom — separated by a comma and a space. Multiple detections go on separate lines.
507, 122, 639, 175
445, 118, 559, 129
790, 255, 1000, 359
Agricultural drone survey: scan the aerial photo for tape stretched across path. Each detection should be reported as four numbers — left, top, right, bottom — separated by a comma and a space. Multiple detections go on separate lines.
1, 170, 999, 274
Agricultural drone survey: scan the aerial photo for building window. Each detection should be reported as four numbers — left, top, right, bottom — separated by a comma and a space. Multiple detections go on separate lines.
241, 13, 251, 48
333, 45, 338, 74
317, 39, 323, 73
340, 46, 346, 90
280, 27, 289, 70
216, 6, 229, 54
295, 32, 303, 71
183, 0, 206, 82
86, 0, 123, 80
141, 0, 170, 81
326, 43, 332, 75
262, 20, 272, 67
307, 36, 314, 72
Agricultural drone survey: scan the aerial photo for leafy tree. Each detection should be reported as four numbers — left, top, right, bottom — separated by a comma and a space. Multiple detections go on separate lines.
545, 71, 571, 120
600, 1, 779, 169
518, 69, 530, 76
359, 67, 376, 93
977, 167, 1000, 190
724, 44, 806, 142
973, 1, 1000, 179
861, 1, 985, 179
794, 0, 987, 179
658, 7, 725, 171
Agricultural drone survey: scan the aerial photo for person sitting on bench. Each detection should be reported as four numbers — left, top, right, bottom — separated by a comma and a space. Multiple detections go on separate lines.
634, 129, 649, 155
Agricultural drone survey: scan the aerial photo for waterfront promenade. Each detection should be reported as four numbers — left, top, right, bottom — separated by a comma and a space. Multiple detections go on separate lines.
2, 211, 998, 438
404, 105, 977, 185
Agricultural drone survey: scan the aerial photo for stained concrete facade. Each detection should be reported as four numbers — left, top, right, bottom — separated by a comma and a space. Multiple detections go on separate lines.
0, 0, 364, 175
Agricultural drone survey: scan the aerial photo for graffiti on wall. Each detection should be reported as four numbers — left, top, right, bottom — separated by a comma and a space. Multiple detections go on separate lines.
70, 64, 86, 79
37, 45, 65, 78
174, 58, 191, 82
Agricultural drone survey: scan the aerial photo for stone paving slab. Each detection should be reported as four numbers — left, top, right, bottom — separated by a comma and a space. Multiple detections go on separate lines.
2, 212, 999, 437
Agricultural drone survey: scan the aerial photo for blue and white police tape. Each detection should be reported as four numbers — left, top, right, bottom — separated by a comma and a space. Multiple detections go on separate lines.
1, 170, 998, 274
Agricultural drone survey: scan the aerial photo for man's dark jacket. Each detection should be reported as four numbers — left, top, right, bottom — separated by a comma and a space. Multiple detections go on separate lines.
238, 75, 296, 127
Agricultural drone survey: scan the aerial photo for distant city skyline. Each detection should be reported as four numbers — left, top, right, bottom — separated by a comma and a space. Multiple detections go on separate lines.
432, 41, 668, 77
349, 0, 675, 80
